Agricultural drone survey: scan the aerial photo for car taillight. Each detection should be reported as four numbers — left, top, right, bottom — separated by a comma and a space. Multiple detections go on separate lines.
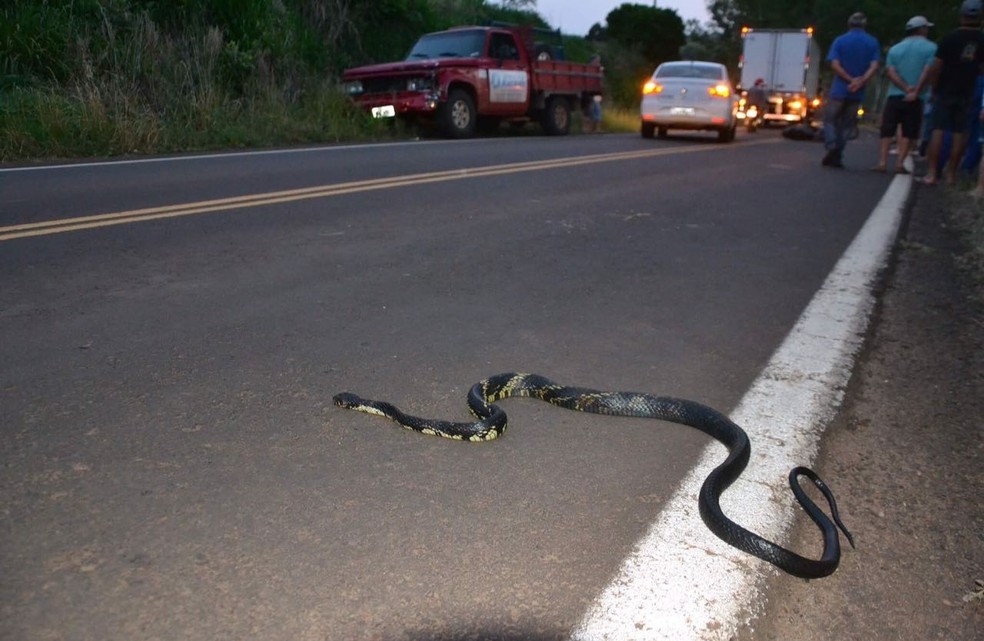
708, 84, 730, 98
643, 81, 662, 95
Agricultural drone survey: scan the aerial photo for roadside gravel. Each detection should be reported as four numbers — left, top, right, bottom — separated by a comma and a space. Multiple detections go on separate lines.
744, 180, 984, 640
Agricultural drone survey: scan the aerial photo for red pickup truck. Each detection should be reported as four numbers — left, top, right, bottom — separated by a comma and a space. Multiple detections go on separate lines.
341, 25, 604, 138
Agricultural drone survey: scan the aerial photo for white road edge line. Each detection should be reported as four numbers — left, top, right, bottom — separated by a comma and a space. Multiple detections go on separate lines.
570, 174, 911, 641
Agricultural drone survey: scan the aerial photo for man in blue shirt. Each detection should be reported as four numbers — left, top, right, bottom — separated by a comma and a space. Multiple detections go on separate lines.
874, 16, 937, 173
823, 12, 881, 168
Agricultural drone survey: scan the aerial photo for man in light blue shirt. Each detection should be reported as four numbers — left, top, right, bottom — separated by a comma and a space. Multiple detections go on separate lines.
823, 12, 881, 168
875, 16, 937, 172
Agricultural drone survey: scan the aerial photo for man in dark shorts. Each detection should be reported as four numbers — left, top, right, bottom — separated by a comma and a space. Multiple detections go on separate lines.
921, 0, 984, 185
875, 16, 937, 173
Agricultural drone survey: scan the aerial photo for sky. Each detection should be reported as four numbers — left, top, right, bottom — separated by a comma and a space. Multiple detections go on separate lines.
534, 1, 712, 36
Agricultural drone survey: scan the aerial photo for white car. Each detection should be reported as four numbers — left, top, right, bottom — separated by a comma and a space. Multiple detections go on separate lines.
640, 61, 738, 143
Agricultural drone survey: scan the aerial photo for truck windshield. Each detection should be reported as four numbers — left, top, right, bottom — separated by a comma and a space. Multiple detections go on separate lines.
406, 30, 486, 59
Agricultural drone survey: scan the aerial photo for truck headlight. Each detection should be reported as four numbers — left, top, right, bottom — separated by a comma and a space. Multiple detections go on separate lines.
343, 81, 363, 95
406, 77, 434, 92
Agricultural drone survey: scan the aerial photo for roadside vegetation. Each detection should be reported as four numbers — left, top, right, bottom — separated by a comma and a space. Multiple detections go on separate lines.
0, 0, 962, 162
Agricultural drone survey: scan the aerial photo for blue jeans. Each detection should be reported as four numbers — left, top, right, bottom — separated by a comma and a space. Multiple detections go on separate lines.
823, 98, 860, 152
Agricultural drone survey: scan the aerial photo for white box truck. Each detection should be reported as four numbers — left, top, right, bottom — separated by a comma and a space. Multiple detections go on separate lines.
737, 27, 821, 127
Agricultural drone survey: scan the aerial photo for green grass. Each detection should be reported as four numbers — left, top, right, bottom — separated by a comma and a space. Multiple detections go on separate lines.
599, 107, 640, 134
0, 1, 638, 163
0, 82, 393, 161
0, 0, 399, 162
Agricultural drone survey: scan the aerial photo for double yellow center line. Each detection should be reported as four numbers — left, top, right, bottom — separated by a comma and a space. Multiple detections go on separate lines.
2, 141, 776, 242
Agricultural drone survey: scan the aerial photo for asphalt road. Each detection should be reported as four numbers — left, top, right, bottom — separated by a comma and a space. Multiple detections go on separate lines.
0, 130, 892, 641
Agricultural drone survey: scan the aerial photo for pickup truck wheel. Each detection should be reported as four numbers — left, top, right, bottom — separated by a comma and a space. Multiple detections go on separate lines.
440, 89, 477, 138
542, 96, 571, 135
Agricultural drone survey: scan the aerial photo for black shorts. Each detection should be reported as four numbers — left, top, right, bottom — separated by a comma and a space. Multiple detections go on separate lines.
879, 95, 924, 139
930, 94, 975, 134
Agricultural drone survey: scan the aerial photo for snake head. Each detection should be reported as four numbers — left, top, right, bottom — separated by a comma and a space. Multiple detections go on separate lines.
333, 392, 363, 409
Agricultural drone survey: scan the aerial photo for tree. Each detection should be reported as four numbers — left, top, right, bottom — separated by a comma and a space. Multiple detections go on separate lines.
681, 19, 723, 63
709, 0, 961, 55
496, 0, 537, 8
587, 4, 686, 108
679, 41, 711, 60
707, 0, 741, 38
605, 3, 686, 66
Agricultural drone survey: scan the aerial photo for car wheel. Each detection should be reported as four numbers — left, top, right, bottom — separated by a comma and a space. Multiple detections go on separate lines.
718, 123, 736, 143
641, 122, 656, 139
657, 126, 668, 139
439, 89, 477, 138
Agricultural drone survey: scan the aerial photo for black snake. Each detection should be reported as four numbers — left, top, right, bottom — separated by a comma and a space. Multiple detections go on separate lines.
333, 372, 855, 578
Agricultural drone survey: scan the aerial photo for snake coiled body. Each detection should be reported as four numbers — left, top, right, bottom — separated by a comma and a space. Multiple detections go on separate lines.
333, 372, 855, 579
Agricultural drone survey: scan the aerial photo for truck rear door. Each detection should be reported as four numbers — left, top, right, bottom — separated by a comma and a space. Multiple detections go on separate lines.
740, 31, 775, 89
772, 33, 809, 93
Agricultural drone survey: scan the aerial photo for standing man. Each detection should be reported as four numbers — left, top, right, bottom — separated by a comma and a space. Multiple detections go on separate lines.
921, 0, 984, 186
822, 12, 881, 168
874, 16, 937, 173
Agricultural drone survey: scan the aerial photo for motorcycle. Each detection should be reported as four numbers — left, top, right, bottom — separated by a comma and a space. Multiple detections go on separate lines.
737, 98, 764, 133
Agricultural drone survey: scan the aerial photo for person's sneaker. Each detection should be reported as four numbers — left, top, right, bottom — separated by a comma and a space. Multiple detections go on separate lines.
822, 149, 844, 168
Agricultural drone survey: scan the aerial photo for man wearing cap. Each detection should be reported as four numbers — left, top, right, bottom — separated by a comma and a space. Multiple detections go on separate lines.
822, 12, 881, 168
921, 0, 984, 185
874, 16, 937, 173
747, 78, 768, 120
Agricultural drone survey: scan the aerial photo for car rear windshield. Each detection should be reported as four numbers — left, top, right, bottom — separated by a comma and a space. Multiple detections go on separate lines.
655, 64, 723, 80
406, 30, 486, 59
